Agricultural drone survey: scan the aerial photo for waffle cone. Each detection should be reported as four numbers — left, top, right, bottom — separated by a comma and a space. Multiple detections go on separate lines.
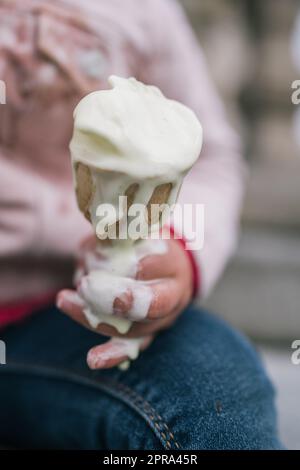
74, 162, 172, 233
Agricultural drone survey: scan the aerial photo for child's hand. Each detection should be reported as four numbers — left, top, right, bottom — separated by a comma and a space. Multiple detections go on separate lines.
56, 236, 194, 369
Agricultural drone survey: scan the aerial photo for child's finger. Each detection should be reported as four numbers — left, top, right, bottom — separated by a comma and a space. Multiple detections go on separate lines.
136, 239, 178, 281
57, 276, 181, 332
56, 290, 86, 321
136, 253, 175, 281
56, 289, 125, 337
57, 287, 179, 338
86, 335, 153, 370
57, 288, 147, 338
124, 308, 180, 337
146, 279, 181, 319
113, 278, 181, 321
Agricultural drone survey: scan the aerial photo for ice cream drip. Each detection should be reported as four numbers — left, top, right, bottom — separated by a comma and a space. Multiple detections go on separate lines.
69, 75, 202, 366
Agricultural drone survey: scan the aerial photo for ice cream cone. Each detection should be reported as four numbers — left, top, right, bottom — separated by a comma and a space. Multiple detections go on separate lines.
75, 162, 94, 222
68, 76, 202, 349
74, 161, 173, 236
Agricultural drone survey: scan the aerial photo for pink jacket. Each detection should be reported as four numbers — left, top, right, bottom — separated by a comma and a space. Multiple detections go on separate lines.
0, 0, 245, 325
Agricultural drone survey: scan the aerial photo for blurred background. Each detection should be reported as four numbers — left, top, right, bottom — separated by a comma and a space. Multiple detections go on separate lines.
179, 0, 300, 449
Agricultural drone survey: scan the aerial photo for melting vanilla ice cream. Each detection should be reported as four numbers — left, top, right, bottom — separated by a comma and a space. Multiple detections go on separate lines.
70, 75, 202, 236
69, 75, 202, 365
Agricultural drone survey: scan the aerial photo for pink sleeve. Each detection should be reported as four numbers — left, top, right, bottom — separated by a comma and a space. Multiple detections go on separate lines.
139, 0, 246, 298
0, 155, 91, 258
0, 21, 92, 262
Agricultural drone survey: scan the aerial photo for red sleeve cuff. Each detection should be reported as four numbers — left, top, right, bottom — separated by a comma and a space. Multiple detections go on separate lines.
0, 291, 57, 330
168, 225, 200, 298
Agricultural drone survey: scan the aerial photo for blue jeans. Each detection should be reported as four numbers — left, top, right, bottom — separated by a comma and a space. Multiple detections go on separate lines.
0, 304, 281, 449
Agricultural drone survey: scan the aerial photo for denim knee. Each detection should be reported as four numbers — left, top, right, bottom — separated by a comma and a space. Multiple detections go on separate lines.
120, 306, 281, 449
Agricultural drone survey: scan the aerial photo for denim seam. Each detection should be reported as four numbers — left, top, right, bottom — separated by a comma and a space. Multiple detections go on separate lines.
112, 380, 181, 450
0, 363, 181, 450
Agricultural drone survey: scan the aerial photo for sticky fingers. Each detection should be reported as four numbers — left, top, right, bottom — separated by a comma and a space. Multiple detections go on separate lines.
87, 336, 153, 370
109, 278, 181, 321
